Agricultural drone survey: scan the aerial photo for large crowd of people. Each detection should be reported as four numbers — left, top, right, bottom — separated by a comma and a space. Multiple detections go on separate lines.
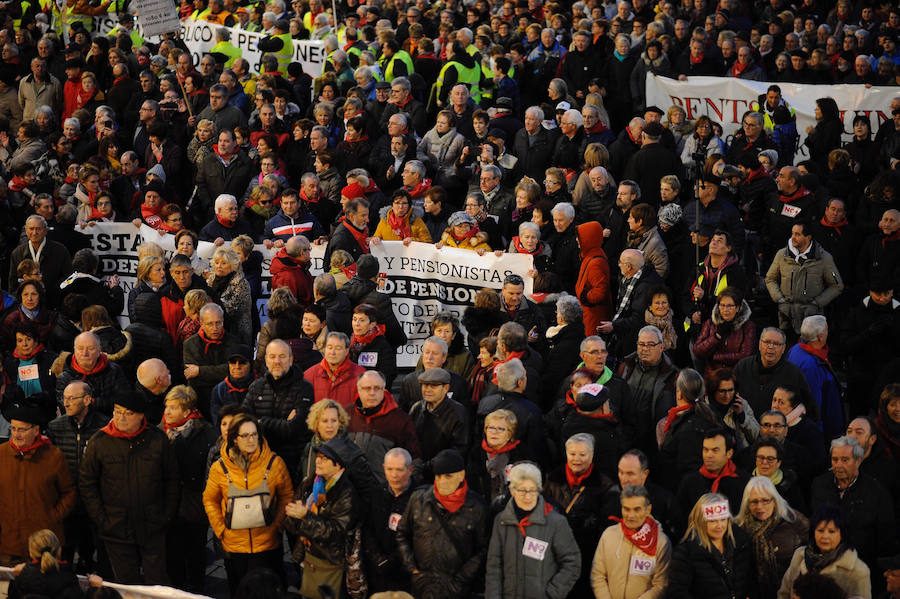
0, 0, 900, 598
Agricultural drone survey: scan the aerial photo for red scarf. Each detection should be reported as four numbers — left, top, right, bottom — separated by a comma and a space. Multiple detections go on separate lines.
565, 462, 594, 488
663, 404, 691, 433
819, 216, 848, 235
512, 236, 542, 256
9, 434, 51, 454
491, 350, 525, 384
450, 224, 480, 244
213, 143, 236, 163
404, 177, 431, 198
217, 214, 235, 228
883, 230, 900, 247
159, 220, 184, 233
9, 175, 29, 192
586, 122, 609, 135
163, 409, 203, 432
481, 437, 520, 458
779, 186, 810, 203
743, 166, 768, 183
626, 126, 642, 146
300, 188, 321, 205
435, 480, 468, 513
799, 342, 832, 369
517, 501, 554, 538
101, 417, 149, 439
608, 516, 660, 556
72, 353, 109, 379
13, 343, 45, 360
387, 209, 412, 239
351, 323, 385, 347
731, 60, 751, 77
198, 328, 223, 354
322, 357, 353, 382
142, 203, 163, 228
344, 219, 370, 253
690, 52, 705, 64
699, 459, 738, 492
224, 376, 249, 393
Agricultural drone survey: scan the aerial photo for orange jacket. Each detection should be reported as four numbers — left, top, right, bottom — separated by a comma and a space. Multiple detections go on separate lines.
203, 441, 293, 554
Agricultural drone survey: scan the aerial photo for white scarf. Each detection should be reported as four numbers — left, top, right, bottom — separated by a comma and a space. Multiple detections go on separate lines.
28, 238, 46, 264
785, 403, 806, 427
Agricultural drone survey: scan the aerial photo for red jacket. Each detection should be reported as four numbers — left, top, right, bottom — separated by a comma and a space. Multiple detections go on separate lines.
575, 221, 612, 336
303, 357, 366, 409
62, 76, 82, 121
347, 390, 422, 459
269, 249, 314, 306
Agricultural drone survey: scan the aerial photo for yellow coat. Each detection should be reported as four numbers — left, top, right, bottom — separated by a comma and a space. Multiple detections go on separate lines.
439, 228, 492, 251
372, 206, 432, 242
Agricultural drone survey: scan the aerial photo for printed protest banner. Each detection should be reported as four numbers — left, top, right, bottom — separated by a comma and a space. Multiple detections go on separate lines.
0, 567, 213, 599
134, 0, 181, 37
645, 74, 897, 160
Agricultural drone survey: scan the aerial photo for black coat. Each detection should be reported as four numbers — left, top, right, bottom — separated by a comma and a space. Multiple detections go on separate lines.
350, 333, 397, 388
540, 323, 585, 400
168, 418, 217, 523
364, 482, 415, 591
316, 291, 353, 336
676, 467, 751, 517
46, 410, 108, 482
341, 276, 408, 348
58, 272, 124, 317
286, 470, 361, 565
477, 390, 547, 465
733, 355, 814, 422
511, 126, 559, 183
611, 269, 664, 358
8, 562, 82, 599
623, 142, 684, 207
656, 407, 718, 492
548, 223, 580, 293
461, 306, 509, 356
399, 368, 470, 413
55, 355, 130, 416
194, 149, 255, 216
409, 396, 469, 470
323, 221, 368, 265
668, 527, 756, 599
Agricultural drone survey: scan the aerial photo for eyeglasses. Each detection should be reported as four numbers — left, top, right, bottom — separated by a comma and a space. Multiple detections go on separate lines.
259, 199, 272, 205
10, 425, 37, 434
63, 394, 87, 402
485, 426, 509, 433
637, 341, 661, 349
748, 497, 775, 506
718, 303, 737, 309
237, 432, 259, 440
113, 408, 136, 418
761, 422, 787, 429
755, 456, 779, 463
583, 349, 607, 355
512, 487, 539, 495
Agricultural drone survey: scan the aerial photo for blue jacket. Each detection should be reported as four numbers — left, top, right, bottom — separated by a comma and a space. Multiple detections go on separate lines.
786, 343, 843, 441
263, 208, 325, 242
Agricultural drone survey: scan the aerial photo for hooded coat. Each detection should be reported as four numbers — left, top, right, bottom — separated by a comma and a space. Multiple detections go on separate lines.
693, 300, 757, 375
576, 221, 612, 337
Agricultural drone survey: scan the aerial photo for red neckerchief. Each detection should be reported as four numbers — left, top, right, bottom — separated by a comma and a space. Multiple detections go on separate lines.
212, 143, 236, 163
13, 343, 45, 360
112, 75, 127, 86
819, 216, 848, 235
224, 376, 249, 393
163, 409, 203, 432
608, 516, 660, 556
142, 203, 163, 227
159, 221, 184, 233
512, 236, 543, 256
579, 405, 618, 421
72, 353, 109, 379
883, 230, 900, 247
198, 328, 223, 354
663, 404, 691, 433
394, 95, 412, 109
387, 209, 412, 239
565, 462, 594, 487
491, 350, 525, 384
322, 357, 353, 382
434, 480, 468, 513
517, 501, 554, 538
586, 122, 609, 135
779, 185, 810, 203
450, 224, 480, 244
564, 390, 578, 406
300, 188, 321, 204
351, 323, 385, 347
339, 265, 357, 280
626, 126, 642, 146
344, 219, 370, 253
404, 177, 431, 198
699, 459, 738, 492
9, 434, 51, 454
64, 175, 77, 184
799, 342, 833, 369
216, 215, 235, 228
481, 437, 520, 458
743, 166, 768, 183
9, 175, 29, 192
101, 417, 149, 439
731, 60, 751, 77
690, 52, 705, 64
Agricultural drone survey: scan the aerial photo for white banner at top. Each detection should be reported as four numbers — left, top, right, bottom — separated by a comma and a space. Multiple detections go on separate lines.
134, 0, 181, 37
645, 74, 897, 161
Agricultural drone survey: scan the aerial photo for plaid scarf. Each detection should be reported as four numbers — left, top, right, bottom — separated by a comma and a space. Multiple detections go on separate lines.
614, 269, 643, 321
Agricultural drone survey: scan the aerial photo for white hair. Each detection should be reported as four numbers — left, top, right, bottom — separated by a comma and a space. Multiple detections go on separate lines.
214, 194, 237, 213
508, 462, 542, 490
551, 202, 575, 221
799, 315, 827, 343
562, 109, 583, 128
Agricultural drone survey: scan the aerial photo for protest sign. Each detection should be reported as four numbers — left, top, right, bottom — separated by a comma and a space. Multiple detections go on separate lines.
645, 74, 897, 160
134, 0, 181, 37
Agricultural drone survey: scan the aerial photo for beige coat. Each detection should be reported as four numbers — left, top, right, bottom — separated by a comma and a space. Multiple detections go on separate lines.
777, 547, 871, 599
591, 519, 671, 599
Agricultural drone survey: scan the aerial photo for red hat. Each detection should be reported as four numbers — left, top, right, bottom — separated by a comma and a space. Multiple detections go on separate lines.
341, 182, 366, 199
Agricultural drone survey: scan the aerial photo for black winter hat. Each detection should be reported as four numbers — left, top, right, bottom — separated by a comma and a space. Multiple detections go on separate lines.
432, 449, 465, 475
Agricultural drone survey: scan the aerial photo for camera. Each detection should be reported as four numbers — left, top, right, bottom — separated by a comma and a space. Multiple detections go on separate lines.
159, 101, 179, 111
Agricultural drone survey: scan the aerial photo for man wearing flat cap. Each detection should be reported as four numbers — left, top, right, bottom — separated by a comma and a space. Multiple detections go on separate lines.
285, 438, 362, 598
409, 368, 469, 475
80, 392, 179, 584
397, 448, 488, 599
0, 400, 76, 565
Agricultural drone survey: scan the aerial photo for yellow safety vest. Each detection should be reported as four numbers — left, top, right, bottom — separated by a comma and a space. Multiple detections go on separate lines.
66, 2, 94, 32
383, 50, 414, 82
14, 0, 32, 28
435, 59, 480, 104
266, 32, 293, 76
211, 40, 242, 68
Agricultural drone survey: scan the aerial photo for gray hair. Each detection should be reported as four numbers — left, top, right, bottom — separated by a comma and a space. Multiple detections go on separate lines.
761, 410, 787, 425
25, 214, 48, 229
565, 432, 595, 453
405, 160, 425, 178
621, 484, 651, 504
496, 358, 526, 392
385, 447, 412, 468
548, 77, 568, 95
518, 221, 540, 237
391, 76, 411, 91
562, 108, 583, 128
799, 315, 827, 343
325, 331, 350, 348
736, 476, 798, 526
301, 172, 320, 185
744, 111, 764, 127
830, 435, 865, 460
555, 294, 583, 325
508, 462, 542, 490
214, 194, 237, 212
525, 106, 544, 120
582, 104, 600, 118
676, 368, 705, 403
212, 246, 241, 270
355, 66, 373, 82
314, 273, 336, 298
199, 302, 224, 319
481, 164, 501, 179
551, 202, 575, 221
580, 335, 605, 352
638, 325, 664, 344
620, 248, 645, 269
761, 326, 786, 345
63, 117, 81, 132
285, 235, 311, 256
423, 336, 448, 355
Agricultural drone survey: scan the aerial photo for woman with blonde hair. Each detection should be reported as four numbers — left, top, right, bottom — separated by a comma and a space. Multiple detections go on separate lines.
669, 493, 754, 599
208, 246, 253, 345
127, 255, 167, 320
8, 529, 89, 599
573, 143, 611, 206
176, 289, 211, 353
467, 409, 533, 515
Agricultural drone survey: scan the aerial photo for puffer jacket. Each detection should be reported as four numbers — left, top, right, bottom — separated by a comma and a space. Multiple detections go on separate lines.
485, 496, 581, 599
590, 518, 672, 599
80, 423, 180, 545
777, 546, 870, 599
47, 409, 108, 481
54, 354, 130, 415
439, 227, 492, 251
396, 485, 489, 599
693, 300, 757, 375
0, 441, 77, 559
285, 469, 361, 564
241, 366, 314, 483
373, 205, 432, 242
203, 441, 293, 554
627, 227, 669, 280
765, 241, 843, 332
668, 528, 755, 599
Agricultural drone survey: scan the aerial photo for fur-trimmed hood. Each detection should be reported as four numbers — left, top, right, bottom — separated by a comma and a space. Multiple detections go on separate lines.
710, 299, 752, 328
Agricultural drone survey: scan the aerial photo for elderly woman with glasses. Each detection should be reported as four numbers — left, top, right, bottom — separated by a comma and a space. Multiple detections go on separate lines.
208, 246, 253, 345
467, 409, 534, 515
485, 462, 581, 599
750, 438, 806, 513
372, 189, 432, 244
693, 286, 756, 377
736, 476, 808, 599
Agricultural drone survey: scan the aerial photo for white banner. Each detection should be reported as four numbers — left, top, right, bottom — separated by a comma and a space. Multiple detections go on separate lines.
93, 17, 326, 79
0, 568, 212, 599
371, 241, 534, 367
86, 228, 534, 366
134, 0, 181, 37
645, 74, 897, 160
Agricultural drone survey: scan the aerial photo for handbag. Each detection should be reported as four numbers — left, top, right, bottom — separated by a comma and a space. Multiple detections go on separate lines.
221, 455, 277, 530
